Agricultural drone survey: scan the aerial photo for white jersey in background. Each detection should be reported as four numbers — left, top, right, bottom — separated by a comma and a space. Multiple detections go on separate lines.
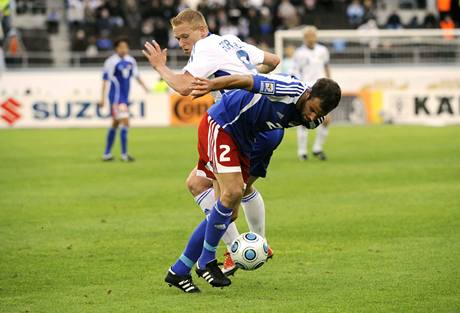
290, 44, 329, 86
183, 33, 264, 100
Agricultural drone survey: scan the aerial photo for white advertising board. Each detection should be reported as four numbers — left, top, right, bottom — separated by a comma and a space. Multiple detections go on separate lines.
0, 69, 169, 128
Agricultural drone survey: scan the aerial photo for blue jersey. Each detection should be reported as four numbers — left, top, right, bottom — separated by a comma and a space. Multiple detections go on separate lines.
102, 54, 139, 105
208, 73, 324, 156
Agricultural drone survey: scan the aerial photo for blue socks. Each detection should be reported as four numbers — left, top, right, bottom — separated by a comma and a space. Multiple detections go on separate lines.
198, 200, 233, 269
104, 127, 117, 155
120, 127, 128, 156
171, 219, 207, 276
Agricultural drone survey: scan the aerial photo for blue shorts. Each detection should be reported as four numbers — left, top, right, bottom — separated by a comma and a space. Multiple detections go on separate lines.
249, 129, 284, 178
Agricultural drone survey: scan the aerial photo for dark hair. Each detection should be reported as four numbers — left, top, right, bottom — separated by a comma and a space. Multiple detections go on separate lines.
114, 37, 129, 49
310, 78, 341, 115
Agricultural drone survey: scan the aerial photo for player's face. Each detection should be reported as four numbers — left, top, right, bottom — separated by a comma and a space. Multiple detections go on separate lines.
173, 22, 205, 55
304, 31, 317, 49
116, 42, 129, 57
302, 97, 324, 121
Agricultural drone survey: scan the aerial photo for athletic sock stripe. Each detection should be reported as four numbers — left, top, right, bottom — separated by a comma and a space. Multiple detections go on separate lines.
203, 241, 218, 252
179, 254, 195, 269
196, 188, 212, 205
214, 203, 233, 217
242, 190, 258, 203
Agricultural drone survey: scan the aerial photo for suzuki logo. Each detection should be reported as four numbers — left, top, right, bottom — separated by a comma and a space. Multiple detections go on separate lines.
1, 98, 21, 126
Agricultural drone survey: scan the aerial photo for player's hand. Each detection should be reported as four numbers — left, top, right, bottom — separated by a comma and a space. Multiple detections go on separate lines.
99, 98, 106, 108
142, 40, 167, 69
190, 77, 212, 98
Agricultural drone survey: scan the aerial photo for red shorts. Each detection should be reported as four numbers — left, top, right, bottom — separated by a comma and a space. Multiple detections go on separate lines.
196, 113, 249, 183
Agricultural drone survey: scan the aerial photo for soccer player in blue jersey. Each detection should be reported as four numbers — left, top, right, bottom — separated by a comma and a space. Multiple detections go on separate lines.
143, 9, 283, 282
163, 72, 340, 292
100, 38, 149, 162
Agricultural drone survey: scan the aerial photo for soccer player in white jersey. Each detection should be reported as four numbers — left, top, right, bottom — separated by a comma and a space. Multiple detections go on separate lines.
292, 26, 332, 161
100, 38, 149, 162
143, 9, 280, 281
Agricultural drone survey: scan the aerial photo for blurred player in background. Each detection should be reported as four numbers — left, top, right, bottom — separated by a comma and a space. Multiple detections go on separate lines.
143, 9, 281, 292
100, 38, 149, 162
292, 26, 332, 161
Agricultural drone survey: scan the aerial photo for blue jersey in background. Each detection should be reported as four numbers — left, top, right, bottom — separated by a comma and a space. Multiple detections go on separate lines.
102, 54, 139, 105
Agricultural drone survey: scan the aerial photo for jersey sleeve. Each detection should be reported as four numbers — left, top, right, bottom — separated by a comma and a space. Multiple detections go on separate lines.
131, 58, 139, 79
302, 116, 325, 129
322, 46, 330, 64
183, 42, 221, 78
102, 57, 115, 81
251, 73, 306, 97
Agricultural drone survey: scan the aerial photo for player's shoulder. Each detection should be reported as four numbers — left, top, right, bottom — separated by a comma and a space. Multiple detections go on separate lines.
316, 43, 329, 53
125, 55, 137, 64
194, 33, 221, 50
104, 54, 120, 67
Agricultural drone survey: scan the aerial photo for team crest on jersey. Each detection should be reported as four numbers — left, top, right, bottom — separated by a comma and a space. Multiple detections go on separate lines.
261, 81, 275, 94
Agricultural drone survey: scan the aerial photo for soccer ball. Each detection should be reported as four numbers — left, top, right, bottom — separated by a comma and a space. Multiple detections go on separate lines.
230, 232, 269, 270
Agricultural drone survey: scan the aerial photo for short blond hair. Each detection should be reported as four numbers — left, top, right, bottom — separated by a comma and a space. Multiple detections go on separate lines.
170, 9, 208, 29
303, 25, 318, 35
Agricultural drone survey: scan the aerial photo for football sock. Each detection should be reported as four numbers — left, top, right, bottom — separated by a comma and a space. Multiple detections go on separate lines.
171, 219, 207, 276
195, 188, 239, 250
198, 200, 233, 268
194, 188, 215, 215
120, 126, 128, 156
241, 189, 265, 237
104, 127, 117, 156
222, 222, 240, 250
297, 126, 308, 156
313, 124, 329, 153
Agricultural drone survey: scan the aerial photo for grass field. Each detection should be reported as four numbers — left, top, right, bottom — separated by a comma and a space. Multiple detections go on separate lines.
1, 125, 459, 313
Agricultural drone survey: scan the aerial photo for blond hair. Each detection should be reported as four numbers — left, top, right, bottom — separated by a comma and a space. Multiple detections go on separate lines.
303, 25, 318, 35
170, 9, 208, 29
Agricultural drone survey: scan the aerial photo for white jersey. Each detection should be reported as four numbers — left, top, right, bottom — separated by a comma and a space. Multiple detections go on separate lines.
183, 33, 265, 100
290, 44, 329, 86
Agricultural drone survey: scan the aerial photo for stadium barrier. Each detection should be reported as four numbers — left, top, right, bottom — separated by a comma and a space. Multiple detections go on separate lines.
1, 67, 459, 128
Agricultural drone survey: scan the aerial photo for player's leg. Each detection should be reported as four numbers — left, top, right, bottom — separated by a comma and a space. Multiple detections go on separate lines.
297, 125, 309, 160
102, 116, 119, 161
187, 167, 240, 248
117, 104, 133, 162
195, 116, 249, 286
312, 114, 331, 161
197, 172, 244, 270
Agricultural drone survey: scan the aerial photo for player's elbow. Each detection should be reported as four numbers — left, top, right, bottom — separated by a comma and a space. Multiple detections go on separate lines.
264, 53, 280, 70
271, 55, 281, 69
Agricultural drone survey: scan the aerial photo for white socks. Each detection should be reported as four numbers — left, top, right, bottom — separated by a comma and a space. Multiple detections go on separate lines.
297, 125, 329, 155
313, 124, 329, 153
297, 126, 308, 157
241, 189, 265, 237
194, 188, 215, 215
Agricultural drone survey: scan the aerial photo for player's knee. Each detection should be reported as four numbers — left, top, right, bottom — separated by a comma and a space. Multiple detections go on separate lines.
185, 173, 210, 197
185, 175, 200, 196
220, 185, 244, 207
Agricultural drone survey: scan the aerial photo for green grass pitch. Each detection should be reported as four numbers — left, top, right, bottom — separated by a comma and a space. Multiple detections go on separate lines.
1, 125, 459, 313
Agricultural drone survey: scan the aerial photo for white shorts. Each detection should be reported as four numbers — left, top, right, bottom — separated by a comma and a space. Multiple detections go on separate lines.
111, 103, 129, 120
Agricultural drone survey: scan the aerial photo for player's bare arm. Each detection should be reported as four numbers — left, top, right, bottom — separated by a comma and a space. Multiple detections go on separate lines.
100, 80, 108, 107
142, 40, 195, 96
256, 52, 280, 74
136, 77, 150, 93
190, 75, 254, 97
